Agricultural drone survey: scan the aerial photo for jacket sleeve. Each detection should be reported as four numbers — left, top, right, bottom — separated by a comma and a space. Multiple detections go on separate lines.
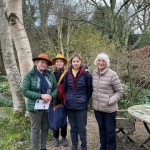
109, 73, 123, 103
22, 72, 41, 100
86, 72, 93, 101
63, 71, 68, 93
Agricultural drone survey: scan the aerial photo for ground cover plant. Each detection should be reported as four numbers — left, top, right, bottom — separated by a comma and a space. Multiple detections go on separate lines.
0, 107, 31, 150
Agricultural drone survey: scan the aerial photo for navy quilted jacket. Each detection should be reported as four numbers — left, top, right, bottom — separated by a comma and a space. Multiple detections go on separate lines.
63, 68, 92, 110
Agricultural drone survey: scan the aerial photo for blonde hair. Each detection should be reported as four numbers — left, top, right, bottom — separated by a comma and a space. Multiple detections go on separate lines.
94, 52, 110, 67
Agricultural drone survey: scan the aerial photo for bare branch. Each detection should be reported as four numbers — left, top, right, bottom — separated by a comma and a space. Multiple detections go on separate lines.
117, 0, 130, 15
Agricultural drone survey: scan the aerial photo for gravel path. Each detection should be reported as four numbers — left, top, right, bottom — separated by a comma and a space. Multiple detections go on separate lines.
47, 112, 150, 150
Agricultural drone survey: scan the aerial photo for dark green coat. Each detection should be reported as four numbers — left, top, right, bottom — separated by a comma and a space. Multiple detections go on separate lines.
22, 68, 58, 112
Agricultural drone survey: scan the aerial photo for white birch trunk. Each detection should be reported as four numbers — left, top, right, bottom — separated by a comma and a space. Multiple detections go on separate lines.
7, 0, 33, 79
0, 0, 25, 112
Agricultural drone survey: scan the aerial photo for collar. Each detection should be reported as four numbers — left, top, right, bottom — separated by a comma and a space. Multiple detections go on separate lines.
95, 68, 109, 75
72, 68, 79, 77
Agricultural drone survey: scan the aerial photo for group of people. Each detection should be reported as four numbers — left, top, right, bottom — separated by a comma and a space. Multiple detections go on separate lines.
22, 52, 123, 150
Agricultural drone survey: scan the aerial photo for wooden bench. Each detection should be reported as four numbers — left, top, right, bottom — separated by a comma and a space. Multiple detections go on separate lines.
116, 110, 135, 150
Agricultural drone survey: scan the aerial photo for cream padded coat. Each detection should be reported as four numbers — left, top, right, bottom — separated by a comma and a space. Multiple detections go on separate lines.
92, 68, 123, 113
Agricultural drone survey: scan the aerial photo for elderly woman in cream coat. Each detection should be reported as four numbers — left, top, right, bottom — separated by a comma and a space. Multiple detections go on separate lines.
92, 52, 123, 150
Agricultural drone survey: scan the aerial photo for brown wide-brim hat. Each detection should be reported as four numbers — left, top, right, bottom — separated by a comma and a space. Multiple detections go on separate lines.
52, 54, 68, 65
32, 53, 53, 66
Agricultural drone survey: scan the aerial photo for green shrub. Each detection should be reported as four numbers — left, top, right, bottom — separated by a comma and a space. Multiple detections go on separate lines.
0, 82, 10, 92
118, 83, 150, 109
0, 75, 7, 82
0, 98, 13, 107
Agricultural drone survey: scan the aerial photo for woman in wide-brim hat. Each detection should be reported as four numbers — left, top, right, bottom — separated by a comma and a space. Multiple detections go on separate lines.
51, 53, 68, 66
22, 53, 58, 150
51, 54, 68, 147
32, 52, 53, 66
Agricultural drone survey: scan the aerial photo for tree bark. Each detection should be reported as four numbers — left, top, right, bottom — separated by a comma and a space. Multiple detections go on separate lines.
7, 0, 33, 79
0, 0, 25, 112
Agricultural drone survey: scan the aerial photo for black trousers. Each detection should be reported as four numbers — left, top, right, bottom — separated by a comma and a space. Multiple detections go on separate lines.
53, 123, 67, 138
67, 109, 87, 150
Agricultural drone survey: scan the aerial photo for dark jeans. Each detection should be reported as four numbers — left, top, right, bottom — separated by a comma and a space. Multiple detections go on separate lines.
53, 123, 67, 138
94, 110, 116, 150
67, 109, 87, 150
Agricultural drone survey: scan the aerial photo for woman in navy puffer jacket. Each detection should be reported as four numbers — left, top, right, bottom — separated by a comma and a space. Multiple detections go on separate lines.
63, 53, 92, 150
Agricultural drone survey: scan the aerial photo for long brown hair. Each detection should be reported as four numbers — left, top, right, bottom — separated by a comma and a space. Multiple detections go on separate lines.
69, 53, 83, 69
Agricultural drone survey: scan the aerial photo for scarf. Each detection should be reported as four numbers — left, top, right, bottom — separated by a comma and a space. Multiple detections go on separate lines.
54, 69, 64, 82
35, 67, 49, 94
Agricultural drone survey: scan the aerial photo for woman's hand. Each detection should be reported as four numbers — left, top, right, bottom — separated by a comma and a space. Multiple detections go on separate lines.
108, 99, 115, 105
85, 69, 91, 73
41, 94, 52, 103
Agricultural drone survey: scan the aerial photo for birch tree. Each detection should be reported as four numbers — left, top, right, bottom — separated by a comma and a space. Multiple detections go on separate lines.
7, 0, 33, 79
0, 0, 24, 112
0, 0, 33, 113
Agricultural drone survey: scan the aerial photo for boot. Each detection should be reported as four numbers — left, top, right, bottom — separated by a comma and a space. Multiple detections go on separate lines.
70, 146, 77, 150
53, 138, 59, 147
62, 137, 68, 147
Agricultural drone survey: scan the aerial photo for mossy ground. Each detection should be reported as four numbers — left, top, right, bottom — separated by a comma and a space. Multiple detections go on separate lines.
0, 107, 53, 150
0, 107, 31, 150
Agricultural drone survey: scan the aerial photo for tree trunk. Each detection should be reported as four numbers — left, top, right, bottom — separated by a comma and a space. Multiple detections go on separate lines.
0, 49, 5, 75
57, 18, 64, 55
7, 0, 33, 79
0, 0, 25, 112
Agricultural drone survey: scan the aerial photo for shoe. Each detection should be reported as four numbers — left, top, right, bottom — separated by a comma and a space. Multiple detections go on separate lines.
53, 138, 59, 147
70, 146, 77, 150
62, 137, 68, 147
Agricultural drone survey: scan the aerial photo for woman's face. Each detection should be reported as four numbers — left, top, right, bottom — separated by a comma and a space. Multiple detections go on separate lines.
55, 59, 64, 70
36, 59, 48, 71
72, 56, 82, 70
97, 58, 107, 71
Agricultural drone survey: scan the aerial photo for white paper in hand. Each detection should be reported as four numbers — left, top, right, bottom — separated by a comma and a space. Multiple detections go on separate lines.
34, 99, 50, 110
